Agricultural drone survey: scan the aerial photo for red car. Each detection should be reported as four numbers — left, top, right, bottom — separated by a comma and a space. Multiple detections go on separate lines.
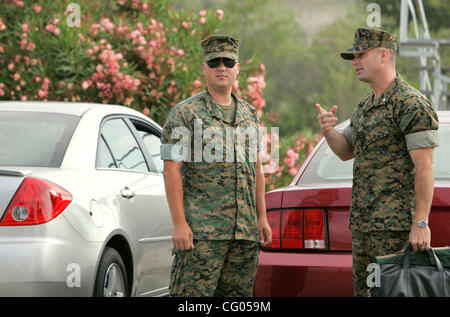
254, 111, 450, 297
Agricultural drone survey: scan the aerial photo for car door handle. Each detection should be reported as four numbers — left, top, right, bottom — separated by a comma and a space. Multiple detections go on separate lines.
121, 187, 135, 199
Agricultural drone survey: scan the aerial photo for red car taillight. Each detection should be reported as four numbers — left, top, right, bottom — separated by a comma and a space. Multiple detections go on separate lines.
0, 177, 72, 226
264, 209, 327, 250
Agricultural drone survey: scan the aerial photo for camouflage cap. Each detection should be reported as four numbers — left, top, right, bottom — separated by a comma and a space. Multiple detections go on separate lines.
340, 28, 398, 60
201, 35, 240, 62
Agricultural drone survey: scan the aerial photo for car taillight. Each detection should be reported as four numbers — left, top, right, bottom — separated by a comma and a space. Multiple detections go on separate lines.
0, 177, 72, 226
264, 209, 327, 250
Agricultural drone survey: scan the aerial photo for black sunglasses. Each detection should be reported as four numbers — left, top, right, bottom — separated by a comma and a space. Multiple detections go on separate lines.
207, 57, 237, 68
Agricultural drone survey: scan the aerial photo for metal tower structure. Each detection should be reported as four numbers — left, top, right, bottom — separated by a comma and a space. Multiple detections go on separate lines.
399, 0, 450, 109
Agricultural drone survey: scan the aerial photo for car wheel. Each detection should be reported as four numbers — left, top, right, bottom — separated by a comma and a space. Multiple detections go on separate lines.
94, 247, 129, 297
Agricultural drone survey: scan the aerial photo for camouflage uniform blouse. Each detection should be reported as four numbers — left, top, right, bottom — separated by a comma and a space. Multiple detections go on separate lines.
342, 75, 439, 232
160, 89, 261, 242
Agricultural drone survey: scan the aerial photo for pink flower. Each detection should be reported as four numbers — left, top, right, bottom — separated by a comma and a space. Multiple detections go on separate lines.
143, 107, 150, 116
284, 148, 299, 168
216, 9, 224, 20
199, 17, 206, 24
101, 18, 115, 32
13, 73, 21, 81
263, 159, 278, 174
130, 30, 141, 39
21, 23, 29, 32
176, 49, 185, 57
193, 80, 202, 88
20, 39, 28, 50
27, 42, 36, 51
289, 167, 299, 176
38, 89, 47, 98
46, 24, 55, 32
82, 81, 91, 90
199, 10, 207, 17
32, 4, 42, 13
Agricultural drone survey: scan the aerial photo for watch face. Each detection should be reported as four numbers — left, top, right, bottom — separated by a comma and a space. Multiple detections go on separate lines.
418, 220, 427, 228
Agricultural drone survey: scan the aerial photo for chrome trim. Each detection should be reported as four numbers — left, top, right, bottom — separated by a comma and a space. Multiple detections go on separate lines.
0, 169, 32, 177
138, 286, 169, 297
138, 236, 172, 244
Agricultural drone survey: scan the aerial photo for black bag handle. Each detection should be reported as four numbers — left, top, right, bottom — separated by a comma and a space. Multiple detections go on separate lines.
402, 243, 444, 272
402, 243, 446, 297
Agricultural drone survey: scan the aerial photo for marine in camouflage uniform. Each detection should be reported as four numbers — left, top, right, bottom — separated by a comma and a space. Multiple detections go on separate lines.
161, 35, 269, 296
332, 28, 439, 296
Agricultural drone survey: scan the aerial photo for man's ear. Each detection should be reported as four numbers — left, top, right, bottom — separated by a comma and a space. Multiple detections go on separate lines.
381, 48, 390, 64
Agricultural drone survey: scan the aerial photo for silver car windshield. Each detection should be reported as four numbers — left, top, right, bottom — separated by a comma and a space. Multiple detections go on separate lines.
297, 123, 450, 185
0, 112, 79, 167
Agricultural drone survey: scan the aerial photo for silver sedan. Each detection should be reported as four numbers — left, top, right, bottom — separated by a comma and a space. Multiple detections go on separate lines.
0, 102, 173, 296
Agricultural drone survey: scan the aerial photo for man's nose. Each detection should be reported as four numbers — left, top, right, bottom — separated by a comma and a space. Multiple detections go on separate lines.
217, 61, 226, 70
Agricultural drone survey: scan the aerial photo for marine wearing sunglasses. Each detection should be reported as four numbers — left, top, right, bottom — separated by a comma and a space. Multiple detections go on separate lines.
207, 57, 237, 69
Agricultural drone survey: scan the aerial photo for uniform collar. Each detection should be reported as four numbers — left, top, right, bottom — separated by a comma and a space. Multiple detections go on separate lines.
200, 87, 248, 125
364, 74, 401, 112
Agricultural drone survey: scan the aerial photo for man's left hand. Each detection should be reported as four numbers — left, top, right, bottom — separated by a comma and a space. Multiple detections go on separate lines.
409, 225, 431, 252
258, 218, 272, 246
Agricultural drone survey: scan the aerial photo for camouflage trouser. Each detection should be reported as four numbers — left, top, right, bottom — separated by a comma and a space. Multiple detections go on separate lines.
352, 230, 409, 297
169, 240, 259, 297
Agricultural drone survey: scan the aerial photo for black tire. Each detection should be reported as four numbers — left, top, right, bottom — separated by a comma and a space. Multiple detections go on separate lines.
93, 247, 129, 297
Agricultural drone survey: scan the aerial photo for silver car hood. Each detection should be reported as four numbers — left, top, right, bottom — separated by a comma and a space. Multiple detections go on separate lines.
0, 167, 56, 218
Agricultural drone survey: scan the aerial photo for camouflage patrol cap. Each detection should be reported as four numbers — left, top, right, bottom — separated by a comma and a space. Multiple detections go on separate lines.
340, 28, 398, 60
201, 35, 240, 62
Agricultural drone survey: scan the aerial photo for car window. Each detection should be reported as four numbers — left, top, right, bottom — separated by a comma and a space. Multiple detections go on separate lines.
130, 120, 163, 174
297, 140, 354, 186
0, 112, 79, 167
298, 122, 450, 185
97, 136, 117, 169
100, 118, 149, 172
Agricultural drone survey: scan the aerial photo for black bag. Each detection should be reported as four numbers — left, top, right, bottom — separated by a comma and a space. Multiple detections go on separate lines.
371, 245, 450, 297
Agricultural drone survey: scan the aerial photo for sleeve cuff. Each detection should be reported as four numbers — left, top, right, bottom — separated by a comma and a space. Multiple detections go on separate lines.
405, 130, 439, 150
160, 143, 190, 161
341, 125, 353, 148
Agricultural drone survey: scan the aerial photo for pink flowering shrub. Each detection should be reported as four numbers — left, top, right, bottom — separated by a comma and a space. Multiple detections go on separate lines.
0, 0, 255, 124
262, 131, 322, 191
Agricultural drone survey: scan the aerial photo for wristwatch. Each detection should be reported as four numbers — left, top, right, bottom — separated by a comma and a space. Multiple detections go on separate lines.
415, 220, 428, 228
